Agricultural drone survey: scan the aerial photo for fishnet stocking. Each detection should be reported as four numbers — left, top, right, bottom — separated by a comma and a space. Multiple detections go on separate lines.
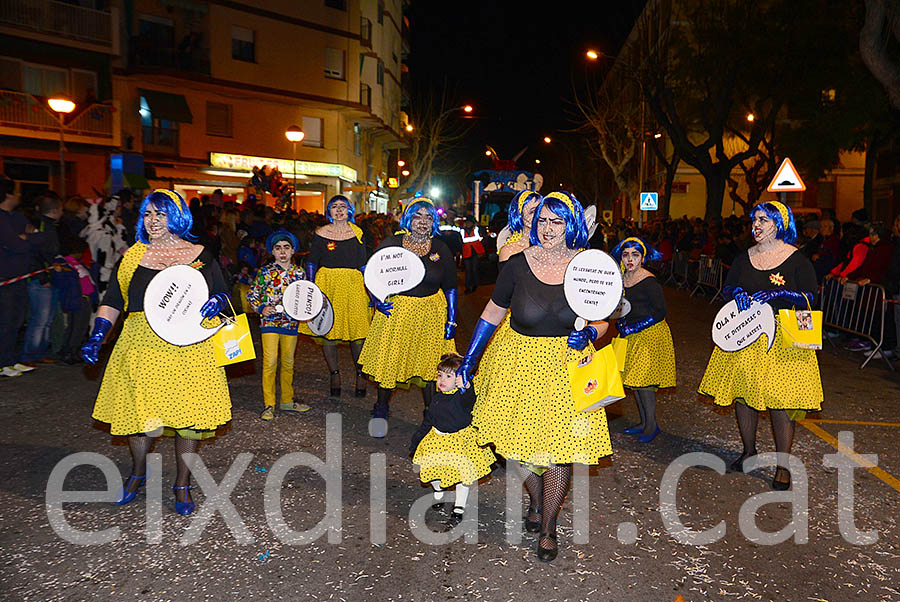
174, 434, 198, 503
540, 464, 572, 551
734, 402, 759, 465
770, 409, 794, 484
125, 434, 157, 493
519, 463, 543, 523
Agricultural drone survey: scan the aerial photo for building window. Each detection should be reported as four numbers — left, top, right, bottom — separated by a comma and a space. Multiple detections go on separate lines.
232, 27, 255, 62
140, 96, 178, 152
302, 116, 323, 147
376, 60, 384, 86
22, 63, 68, 98
71, 69, 98, 104
206, 101, 232, 137
377, 1, 384, 24
324, 48, 345, 80
353, 123, 361, 156
325, 0, 346, 10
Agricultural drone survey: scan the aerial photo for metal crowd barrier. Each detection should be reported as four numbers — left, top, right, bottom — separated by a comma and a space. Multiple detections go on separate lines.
690, 254, 725, 303
820, 278, 895, 371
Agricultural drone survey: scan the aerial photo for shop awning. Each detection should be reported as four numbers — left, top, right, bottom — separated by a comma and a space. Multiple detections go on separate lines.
139, 89, 193, 123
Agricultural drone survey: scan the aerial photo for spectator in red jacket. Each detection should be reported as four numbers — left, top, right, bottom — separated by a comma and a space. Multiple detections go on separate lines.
850, 223, 895, 286
461, 216, 484, 294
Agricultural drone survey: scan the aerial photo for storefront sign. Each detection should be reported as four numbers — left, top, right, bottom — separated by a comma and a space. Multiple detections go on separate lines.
209, 152, 357, 182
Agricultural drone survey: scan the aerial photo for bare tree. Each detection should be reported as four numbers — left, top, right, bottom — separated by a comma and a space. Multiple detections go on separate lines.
860, 0, 900, 111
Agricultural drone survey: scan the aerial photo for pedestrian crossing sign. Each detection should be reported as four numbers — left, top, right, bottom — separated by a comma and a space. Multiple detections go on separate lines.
640, 192, 658, 211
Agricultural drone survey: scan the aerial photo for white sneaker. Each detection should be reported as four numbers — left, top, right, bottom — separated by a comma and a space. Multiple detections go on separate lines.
11, 363, 35, 373
1, 366, 22, 377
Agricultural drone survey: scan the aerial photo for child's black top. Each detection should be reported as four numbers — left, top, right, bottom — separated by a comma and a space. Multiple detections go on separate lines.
725, 250, 817, 310
409, 386, 477, 453
306, 234, 367, 269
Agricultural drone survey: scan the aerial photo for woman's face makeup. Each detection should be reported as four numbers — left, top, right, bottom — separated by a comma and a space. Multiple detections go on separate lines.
622, 247, 643, 273
330, 201, 349, 222
411, 208, 433, 235
536, 207, 566, 250
751, 212, 776, 243
144, 204, 169, 240
522, 199, 538, 230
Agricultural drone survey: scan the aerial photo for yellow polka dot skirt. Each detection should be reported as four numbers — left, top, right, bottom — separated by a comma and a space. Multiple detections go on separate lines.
698, 318, 822, 412
622, 320, 676, 389
413, 425, 496, 488
359, 292, 457, 389
299, 267, 372, 344
92, 313, 232, 436
472, 328, 613, 467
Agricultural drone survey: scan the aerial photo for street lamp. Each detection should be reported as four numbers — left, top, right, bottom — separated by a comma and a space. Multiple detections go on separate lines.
586, 49, 599, 60
47, 97, 75, 198
485, 150, 492, 157
405, 123, 414, 132
401, 169, 410, 177
535, 159, 541, 164
397, 160, 406, 167
463, 105, 474, 113
285, 125, 305, 210
746, 113, 755, 122
543, 136, 552, 144
430, 186, 441, 198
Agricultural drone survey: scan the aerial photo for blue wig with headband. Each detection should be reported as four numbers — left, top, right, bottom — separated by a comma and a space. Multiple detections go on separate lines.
399, 198, 440, 237
266, 229, 299, 254
326, 194, 355, 223
750, 200, 797, 245
136, 189, 195, 243
611, 236, 662, 265
508, 190, 541, 234
529, 191, 589, 249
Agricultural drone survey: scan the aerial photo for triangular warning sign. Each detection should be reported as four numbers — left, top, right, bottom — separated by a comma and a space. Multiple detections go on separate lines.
767, 157, 806, 192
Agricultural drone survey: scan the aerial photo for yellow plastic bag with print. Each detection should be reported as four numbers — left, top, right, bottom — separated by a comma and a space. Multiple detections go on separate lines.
567, 344, 625, 413
212, 299, 256, 366
778, 294, 822, 350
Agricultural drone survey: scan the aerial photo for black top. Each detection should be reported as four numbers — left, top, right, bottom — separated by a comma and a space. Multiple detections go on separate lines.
409, 386, 477, 453
725, 250, 817, 310
621, 277, 666, 326
491, 253, 578, 337
376, 234, 457, 297
102, 248, 228, 313
307, 233, 367, 269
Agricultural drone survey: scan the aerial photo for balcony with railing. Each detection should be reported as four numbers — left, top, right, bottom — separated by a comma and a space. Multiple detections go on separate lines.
0, 90, 120, 146
0, 0, 115, 52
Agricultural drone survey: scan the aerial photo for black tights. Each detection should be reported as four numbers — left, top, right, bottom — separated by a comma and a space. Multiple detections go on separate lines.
734, 403, 795, 482
632, 388, 658, 435
519, 463, 543, 522
125, 433, 199, 502
324, 342, 366, 388
540, 464, 572, 551
375, 381, 434, 416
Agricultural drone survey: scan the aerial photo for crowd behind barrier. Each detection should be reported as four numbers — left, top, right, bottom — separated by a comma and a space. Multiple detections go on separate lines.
819, 277, 895, 371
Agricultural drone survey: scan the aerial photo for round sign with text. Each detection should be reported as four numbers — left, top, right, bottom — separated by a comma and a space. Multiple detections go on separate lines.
564, 249, 623, 321
711, 300, 776, 352
144, 265, 222, 346
308, 292, 335, 336
282, 280, 325, 321
363, 246, 426, 302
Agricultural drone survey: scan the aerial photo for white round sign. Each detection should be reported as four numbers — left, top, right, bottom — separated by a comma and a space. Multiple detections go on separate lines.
363, 246, 426, 302
583, 205, 598, 239
564, 249, 624, 321
282, 280, 325, 321
144, 265, 223, 346
308, 293, 335, 336
496, 225, 512, 250
609, 297, 632, 321
712, 300, 776, 352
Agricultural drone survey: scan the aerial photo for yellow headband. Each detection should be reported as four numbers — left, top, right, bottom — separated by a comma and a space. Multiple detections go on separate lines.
151, 188, 186, 215
411, 197, 434, 208
621, 237, 647, 257
769, 201, 790, 228
517, 190, 536, 213
545, 191, 575, 214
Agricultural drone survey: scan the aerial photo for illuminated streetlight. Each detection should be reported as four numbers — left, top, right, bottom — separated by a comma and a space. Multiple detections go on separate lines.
485, 150, 492, 156
586, 49, 599, 60
535, 159, 541, 164
653, 132, 662, 139
463, 105, 474, 113
285, 125, 305, 210
543, 136, 552, 144
401, 169, 410, 177
746, 113, 755, 122
48, 96, 76, 198
405, 124, 414, 132
398, 160, 406, 167
430, 187, 441, 198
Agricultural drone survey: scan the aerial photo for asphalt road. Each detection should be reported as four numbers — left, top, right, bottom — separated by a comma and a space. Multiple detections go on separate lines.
1, 277, 899, 601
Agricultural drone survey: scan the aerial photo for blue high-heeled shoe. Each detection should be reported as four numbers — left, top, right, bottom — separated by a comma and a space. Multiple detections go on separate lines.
173, 485, 195, 516
115, 474, 146, 505
638, 426, 661, 443
623, 425, 644, 435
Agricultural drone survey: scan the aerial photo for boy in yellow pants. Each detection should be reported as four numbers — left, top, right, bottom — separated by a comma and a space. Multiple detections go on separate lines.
248, 230, 310, 420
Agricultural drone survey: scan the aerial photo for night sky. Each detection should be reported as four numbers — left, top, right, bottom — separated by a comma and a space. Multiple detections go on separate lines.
407, 0, 646, 185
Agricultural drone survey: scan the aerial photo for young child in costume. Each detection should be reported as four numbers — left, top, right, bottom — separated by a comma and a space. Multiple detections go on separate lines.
247, 230, 309, 420
410, 353, 495, 527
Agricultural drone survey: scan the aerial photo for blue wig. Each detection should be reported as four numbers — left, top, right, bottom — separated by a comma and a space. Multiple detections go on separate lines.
326, 195, 355, 223
507, 190, 541, 234
266, 229, 299, 254
611, 236, 663, 264
751, 201, 797, 245
529, 191, 589, 250
399, 199, 440, 237
136, 189, 195, 243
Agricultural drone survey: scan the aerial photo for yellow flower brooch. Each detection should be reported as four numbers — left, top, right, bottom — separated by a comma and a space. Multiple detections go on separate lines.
769, 272, 785, 286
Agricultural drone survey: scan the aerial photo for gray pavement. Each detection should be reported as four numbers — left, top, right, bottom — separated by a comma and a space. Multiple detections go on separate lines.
1, 281, 899, 601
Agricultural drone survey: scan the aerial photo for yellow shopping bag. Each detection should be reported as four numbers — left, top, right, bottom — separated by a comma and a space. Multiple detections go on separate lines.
611, 337, 627, 372
212, 312, 256, 367
778, 294, 822, 350
567, 344, 626, 413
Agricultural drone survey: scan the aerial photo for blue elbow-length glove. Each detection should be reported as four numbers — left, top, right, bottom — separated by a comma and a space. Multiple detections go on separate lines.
305, 261, 318, 282
81, 316, 112, 365
457, 318, 497, 388
444, 288, 458, 339
567, 325, 598, 350
724, 286, 752, 312
616, 316, 657, 337
200, 292, 231, 319
750, 289, 815, 307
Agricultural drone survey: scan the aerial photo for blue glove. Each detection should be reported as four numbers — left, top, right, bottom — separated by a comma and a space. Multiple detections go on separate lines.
444, 288, 458, 339
81, 316, 112, 365
725, 286, 751, 312
458, 318, 497, 388
369, 298, 394, 317
617, 316, 657, 337
200, 292, 230, 319
305, 261, 317, 282
567, 325, 598, 350
751, 289, 814, 307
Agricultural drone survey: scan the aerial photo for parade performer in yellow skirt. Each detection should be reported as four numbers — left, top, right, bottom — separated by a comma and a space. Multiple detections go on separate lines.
82, 189, 232, 516
411, 353, 495, 528
699, 200, 821, 491
359, 198, 457, 434
611, 236, 675, 443
300, 195, 372, 398
459, 191, 612, 562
